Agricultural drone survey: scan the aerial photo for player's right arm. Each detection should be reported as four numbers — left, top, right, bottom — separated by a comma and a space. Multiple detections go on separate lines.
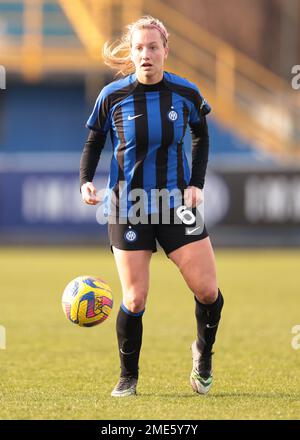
80, 130, 107, 205
80, 86, 111, 205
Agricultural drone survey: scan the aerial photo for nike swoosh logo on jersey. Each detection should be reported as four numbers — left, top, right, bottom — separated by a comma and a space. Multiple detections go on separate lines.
128, 114, 143, 120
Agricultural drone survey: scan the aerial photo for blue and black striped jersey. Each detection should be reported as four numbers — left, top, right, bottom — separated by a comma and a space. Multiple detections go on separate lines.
83, 71, 211, 215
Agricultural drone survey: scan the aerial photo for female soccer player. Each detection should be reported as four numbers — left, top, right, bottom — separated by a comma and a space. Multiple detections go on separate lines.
80, 16, 224, 397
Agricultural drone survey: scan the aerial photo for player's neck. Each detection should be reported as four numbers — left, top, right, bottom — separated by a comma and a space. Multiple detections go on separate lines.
136, 72, 164, 85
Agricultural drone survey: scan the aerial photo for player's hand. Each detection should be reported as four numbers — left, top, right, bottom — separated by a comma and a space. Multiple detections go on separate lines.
81, 182, 100, 205
184, 186, 203, 208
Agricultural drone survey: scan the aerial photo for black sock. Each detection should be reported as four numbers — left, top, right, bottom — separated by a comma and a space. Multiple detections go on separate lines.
116, 304, 144, 378
194, 289, 224, 353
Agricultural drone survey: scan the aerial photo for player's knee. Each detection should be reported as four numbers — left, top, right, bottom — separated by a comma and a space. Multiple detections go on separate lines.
195, 283, 218, 305
125, 298, 146, 313
124, 289, 147, 313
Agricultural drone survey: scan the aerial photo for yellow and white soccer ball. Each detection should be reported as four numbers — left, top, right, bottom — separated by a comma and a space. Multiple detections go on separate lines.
62, 276, 113, 327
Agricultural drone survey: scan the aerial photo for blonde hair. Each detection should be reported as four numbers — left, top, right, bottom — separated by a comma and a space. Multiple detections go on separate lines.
103, 16, 169, 77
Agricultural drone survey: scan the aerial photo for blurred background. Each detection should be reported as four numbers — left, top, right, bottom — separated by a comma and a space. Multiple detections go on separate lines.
1, 0, 300, 247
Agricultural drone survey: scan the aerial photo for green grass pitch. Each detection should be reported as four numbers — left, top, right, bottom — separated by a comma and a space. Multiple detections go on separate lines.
0, 247, 299, 420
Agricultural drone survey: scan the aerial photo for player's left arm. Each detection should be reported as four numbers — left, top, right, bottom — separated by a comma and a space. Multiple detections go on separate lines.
185, 116, 209, 208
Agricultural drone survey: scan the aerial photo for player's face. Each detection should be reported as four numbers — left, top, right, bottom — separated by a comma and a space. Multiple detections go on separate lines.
131, 28, 168, 84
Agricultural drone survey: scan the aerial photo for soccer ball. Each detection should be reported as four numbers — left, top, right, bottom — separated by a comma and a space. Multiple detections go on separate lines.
62, 276, 113, 327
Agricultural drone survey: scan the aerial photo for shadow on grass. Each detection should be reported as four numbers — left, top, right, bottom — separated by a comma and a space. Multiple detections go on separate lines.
212, 392, 300, 400
139, 393, 198, 399
139, 392, 300, 400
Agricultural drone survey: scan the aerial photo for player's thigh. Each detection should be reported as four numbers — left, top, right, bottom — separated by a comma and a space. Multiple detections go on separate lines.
112, 247, 152, 304
168, 237, 218, 299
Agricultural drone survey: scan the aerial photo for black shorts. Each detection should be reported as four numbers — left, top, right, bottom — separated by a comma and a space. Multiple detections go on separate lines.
108, 208, 209, 256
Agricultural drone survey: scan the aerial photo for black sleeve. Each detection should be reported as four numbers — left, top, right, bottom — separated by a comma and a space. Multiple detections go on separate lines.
188, 116, 209, 189
79, 130, 107, 189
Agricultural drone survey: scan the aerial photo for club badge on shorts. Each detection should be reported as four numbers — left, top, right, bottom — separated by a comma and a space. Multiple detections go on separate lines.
124, 227, 138, 243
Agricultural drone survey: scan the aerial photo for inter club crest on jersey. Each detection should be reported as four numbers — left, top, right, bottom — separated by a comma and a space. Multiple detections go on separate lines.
167, 107, 178, 122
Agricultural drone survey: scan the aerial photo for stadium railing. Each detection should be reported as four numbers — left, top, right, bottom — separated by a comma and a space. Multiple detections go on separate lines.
0, 0, 299, 158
